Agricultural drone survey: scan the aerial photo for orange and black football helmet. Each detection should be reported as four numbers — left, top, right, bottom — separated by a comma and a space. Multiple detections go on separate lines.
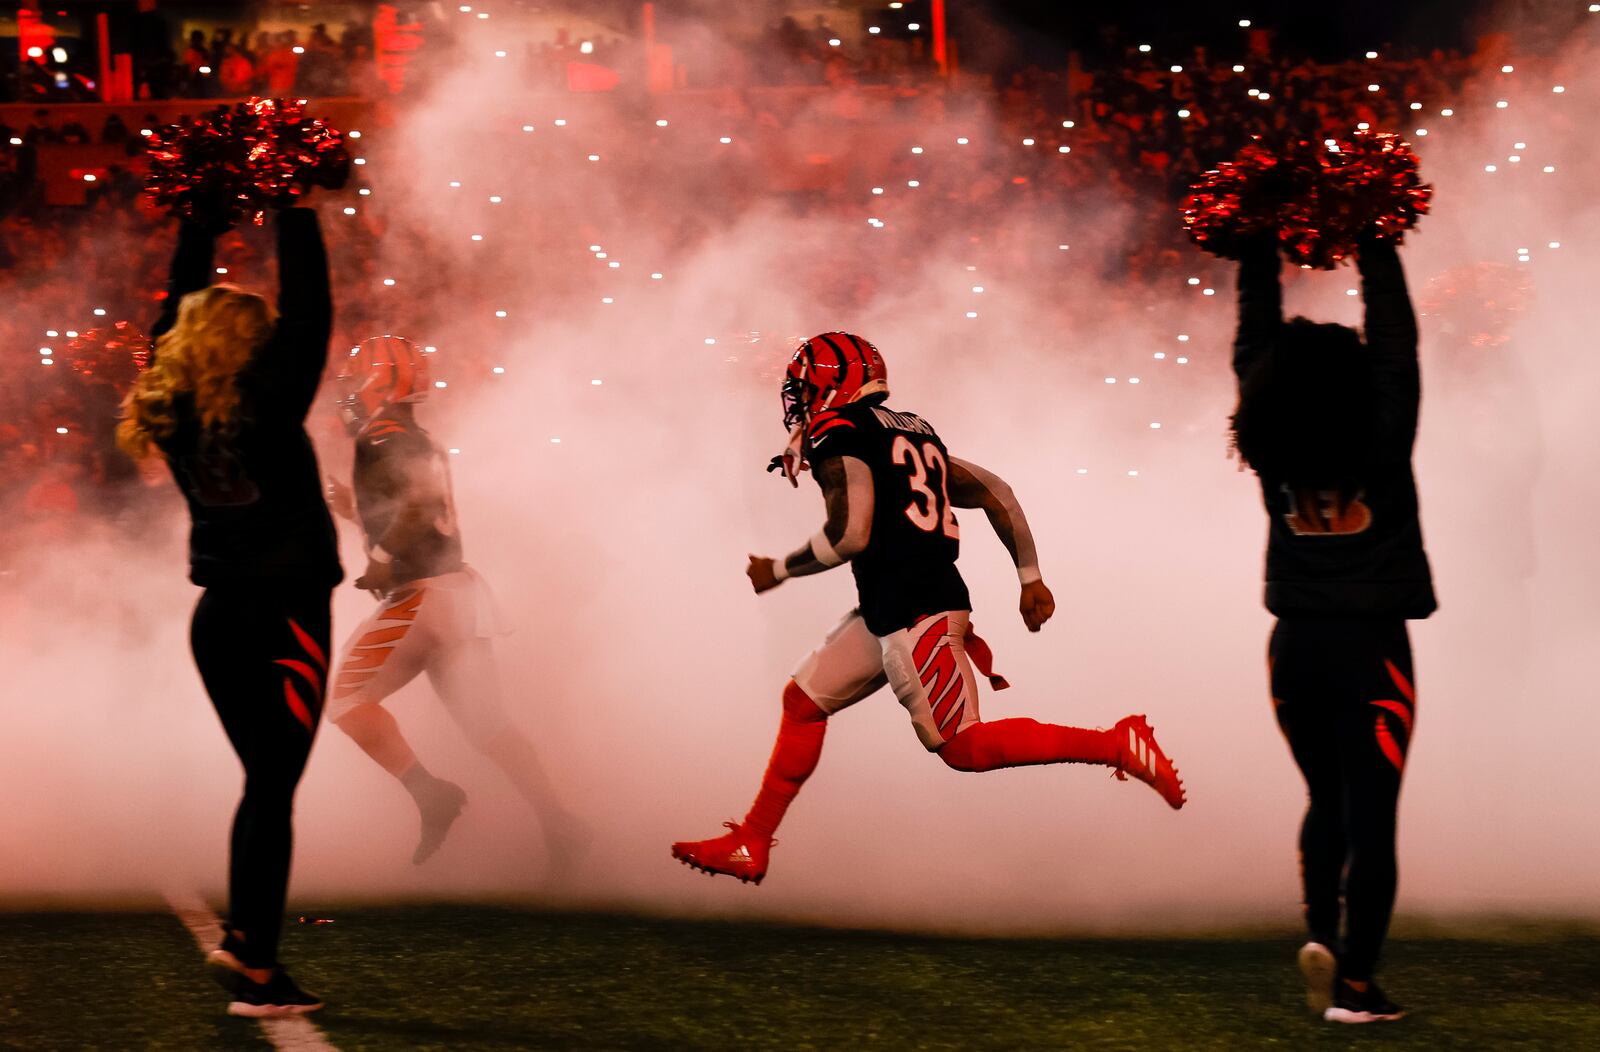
780, 332, 889, 431
336, 335, 430, 432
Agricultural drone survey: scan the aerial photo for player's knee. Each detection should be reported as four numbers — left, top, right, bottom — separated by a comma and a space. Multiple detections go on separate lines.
470, 719, 522, 760
782, 679, 828, 723
452, 699, 519, 756
935, 727, 985, 771
329, 699, 375, 730
936, 742, 978, 771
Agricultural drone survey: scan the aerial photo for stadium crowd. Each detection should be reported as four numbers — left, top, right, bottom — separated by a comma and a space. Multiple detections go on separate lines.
0, 17, 1563, 544
1, 14, 380, 104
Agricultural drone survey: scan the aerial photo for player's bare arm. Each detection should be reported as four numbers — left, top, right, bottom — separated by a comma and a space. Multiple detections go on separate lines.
947, 457, 1055, 632
747, 455, 874, 594
325, 476, 357, 521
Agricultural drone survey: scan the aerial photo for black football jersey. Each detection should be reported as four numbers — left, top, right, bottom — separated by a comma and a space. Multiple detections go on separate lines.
804, 398, 971, 635
353, 410, 465, 585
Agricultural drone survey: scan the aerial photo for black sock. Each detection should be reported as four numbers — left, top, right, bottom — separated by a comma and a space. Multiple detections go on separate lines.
399, 762, 440, 804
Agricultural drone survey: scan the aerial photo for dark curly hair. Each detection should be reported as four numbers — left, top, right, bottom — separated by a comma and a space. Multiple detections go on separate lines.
1230, 317, 1377, 493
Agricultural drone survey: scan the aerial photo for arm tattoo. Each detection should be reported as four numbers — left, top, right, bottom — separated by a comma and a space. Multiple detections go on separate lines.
779, 456, 873, 579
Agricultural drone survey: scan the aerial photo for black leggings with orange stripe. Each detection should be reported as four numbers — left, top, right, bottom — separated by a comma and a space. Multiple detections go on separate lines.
191, 584, 331, 969
1270, 617, 1415, 982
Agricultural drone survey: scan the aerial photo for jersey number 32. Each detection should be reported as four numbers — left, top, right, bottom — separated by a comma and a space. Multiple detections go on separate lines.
891, 436, 959, 539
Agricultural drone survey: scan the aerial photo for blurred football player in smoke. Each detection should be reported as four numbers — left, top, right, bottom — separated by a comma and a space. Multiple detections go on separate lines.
325, 336, 574, 864
673, 333, 1185, 886
1231, 231, 1434, 1024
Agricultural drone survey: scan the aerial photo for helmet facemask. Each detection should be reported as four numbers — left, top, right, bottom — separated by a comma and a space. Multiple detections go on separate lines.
780, 372, 817, 432
336, 336, 428, 435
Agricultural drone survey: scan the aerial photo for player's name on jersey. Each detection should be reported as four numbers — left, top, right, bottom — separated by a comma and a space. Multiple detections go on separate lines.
870, 407, 936, 436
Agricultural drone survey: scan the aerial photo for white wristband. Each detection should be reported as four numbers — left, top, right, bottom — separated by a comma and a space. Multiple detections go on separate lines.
772, 557, 790, 582
1018, 565, 1042, 586
369, 545, 394, 565
810, 528, 843, 567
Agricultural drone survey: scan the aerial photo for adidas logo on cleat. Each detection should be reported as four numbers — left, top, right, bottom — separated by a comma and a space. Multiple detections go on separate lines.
1112, 715, 1187, 810
670, 822, 773, 885
1129, 727, 1158, 775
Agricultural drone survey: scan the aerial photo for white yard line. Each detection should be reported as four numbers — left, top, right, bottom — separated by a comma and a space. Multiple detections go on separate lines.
164, 890, 339, 1052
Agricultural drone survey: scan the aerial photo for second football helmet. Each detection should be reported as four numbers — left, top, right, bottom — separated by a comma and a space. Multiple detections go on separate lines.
337, 335, 430, 432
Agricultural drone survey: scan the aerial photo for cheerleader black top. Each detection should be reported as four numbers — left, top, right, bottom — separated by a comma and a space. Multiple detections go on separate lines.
150, 208, 343, 590
1232, 237, 1437, 619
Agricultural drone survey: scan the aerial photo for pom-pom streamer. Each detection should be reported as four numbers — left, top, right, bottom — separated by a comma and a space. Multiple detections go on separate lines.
1418, 262, 1533, 349
144, 98, 351, 227
1181, 132, 1431, 269
64, 321, 149, 391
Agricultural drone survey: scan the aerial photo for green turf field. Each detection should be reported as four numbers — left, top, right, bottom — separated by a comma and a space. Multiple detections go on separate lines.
2, 906, 1596, 1050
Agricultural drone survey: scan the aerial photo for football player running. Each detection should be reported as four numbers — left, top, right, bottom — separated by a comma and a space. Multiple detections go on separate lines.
325, 336, 575, 865
672, 333, 1185, 885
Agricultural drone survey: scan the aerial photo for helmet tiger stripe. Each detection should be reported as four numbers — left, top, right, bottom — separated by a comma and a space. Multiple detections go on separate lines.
336, 335, 430, 432
781, 332, 888, 431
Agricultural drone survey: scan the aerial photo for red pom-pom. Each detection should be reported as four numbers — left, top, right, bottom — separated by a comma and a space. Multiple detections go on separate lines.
144, 98, 351, 227
64, 321, 150, 392
1418, 262, 1533, 349
1182, 132, 1432, 269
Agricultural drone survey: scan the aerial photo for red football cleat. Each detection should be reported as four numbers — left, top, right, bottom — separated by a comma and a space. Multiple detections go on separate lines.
1112, 714, 1186, 810
671, 821, 774, 885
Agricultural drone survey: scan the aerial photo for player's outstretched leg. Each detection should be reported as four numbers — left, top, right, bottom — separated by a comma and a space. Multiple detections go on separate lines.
427, 637, 584, 867
885, 613, 1184, 808
329, 592, 468, 864
333, 702, 468, 864
672, 680, 829, 884
937, 714, 1186, 809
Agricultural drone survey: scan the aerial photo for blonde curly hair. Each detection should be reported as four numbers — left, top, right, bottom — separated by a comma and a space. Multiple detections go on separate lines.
118, 285, 276, 459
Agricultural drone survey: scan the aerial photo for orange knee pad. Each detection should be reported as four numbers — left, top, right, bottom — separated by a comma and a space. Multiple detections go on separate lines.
782, 679, 828, 723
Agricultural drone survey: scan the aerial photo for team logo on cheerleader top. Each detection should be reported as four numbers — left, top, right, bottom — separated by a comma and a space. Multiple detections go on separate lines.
1283, 487, 1373, 536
